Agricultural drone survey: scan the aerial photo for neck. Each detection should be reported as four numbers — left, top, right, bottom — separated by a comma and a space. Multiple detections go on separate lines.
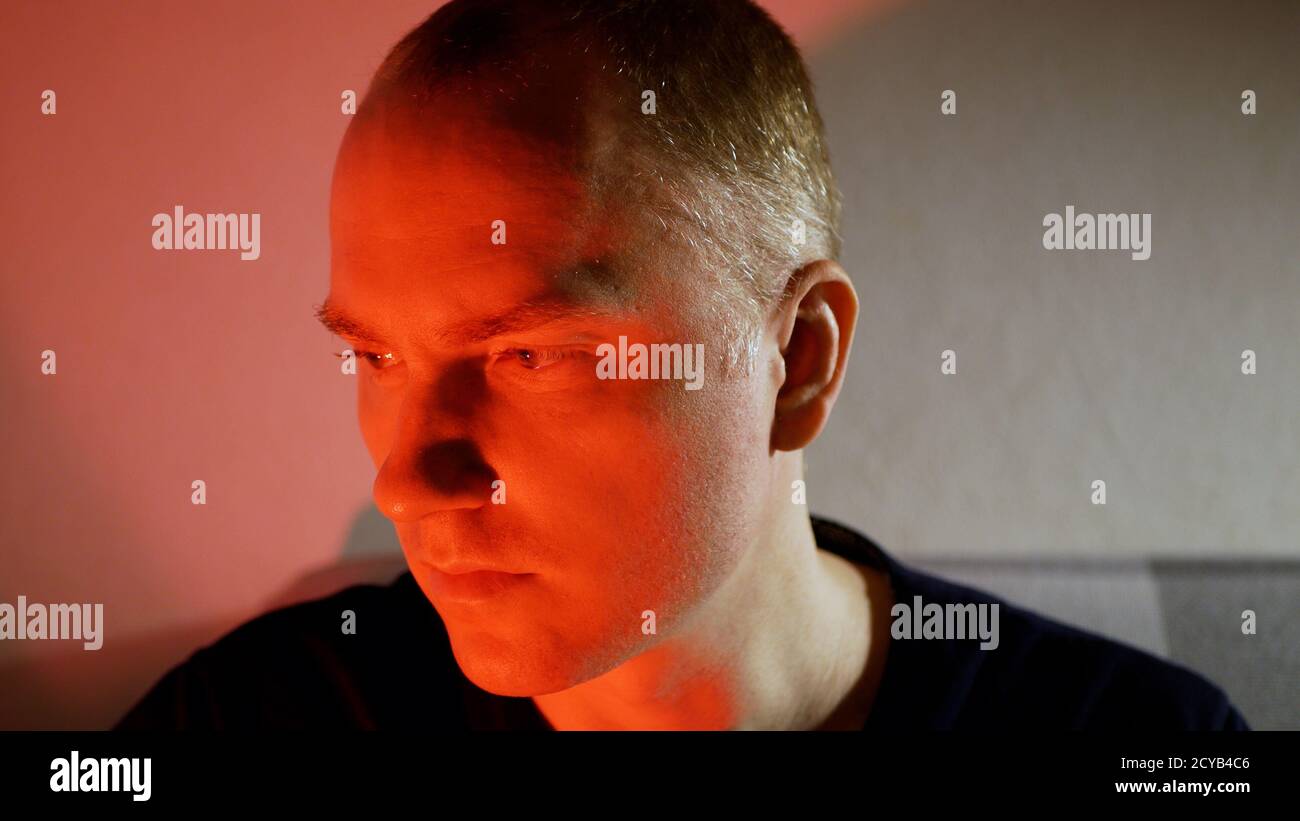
532, 457, 885, 730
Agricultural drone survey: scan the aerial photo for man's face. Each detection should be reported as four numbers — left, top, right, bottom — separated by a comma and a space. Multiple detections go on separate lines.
326, 93, 776, 696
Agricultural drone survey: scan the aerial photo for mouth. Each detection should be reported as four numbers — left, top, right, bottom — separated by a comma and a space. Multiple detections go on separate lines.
425, 565, 537, 603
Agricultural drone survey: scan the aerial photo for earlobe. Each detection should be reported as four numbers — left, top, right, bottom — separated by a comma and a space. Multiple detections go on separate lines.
770, 260, 858, 452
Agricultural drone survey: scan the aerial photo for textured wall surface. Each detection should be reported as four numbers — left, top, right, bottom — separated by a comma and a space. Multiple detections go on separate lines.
807, 0, 1300, 560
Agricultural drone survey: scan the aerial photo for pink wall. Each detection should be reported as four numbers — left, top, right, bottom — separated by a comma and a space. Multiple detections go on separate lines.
0, 0, 891, 729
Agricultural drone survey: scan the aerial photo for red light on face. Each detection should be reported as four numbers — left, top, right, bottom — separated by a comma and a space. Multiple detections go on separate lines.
425, 567, 539, 605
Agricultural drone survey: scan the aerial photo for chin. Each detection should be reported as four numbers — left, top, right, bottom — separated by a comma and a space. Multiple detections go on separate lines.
445, 619, 640, 698
449, 637, 580, 697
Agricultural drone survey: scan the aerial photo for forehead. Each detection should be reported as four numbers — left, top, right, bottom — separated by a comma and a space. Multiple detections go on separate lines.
327, 96, 683, 342
331, 88, 594, 222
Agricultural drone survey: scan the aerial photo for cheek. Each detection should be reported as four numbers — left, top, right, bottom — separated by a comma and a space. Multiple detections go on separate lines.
505, 379, 766, 614
487, 382, 679, 513
648, 375, 771, 589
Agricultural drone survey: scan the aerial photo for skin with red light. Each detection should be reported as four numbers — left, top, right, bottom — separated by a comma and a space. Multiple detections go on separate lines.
324, 67, 892, 730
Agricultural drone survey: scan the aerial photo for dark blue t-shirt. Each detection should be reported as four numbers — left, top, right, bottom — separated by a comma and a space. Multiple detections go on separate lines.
115, 516, 1249, 730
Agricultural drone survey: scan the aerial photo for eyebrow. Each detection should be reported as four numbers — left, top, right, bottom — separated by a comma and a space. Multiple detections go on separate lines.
314, 295, 625, 347
314, 302, 388, 344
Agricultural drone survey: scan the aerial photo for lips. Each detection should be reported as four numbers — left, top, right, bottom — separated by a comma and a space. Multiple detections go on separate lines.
433, 562, 521, 575
425, 565, 536, 603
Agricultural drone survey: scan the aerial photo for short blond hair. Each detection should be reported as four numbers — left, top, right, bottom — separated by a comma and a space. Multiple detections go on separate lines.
363, 0, 842, 334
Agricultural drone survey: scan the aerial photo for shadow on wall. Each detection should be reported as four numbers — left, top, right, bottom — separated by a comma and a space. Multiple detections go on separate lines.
0, 503, 405, 730
264, 503, 407, 610
0, 618, 244, 731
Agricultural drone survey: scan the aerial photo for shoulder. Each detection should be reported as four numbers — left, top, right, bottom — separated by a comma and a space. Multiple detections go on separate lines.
882, 563, 1249, 730
114, 573, 460, 730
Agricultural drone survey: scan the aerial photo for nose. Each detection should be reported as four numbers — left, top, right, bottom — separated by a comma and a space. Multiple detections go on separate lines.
371, 377, 496, 523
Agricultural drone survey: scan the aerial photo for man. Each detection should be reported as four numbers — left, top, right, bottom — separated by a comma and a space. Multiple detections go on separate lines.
116, 0, 1247, 730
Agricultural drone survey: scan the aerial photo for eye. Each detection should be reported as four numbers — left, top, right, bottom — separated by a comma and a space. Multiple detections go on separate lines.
335, 349, 400, 370
497, 346, 586, 371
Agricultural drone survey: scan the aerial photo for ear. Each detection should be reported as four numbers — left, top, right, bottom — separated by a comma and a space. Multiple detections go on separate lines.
770, 259, 859, 452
